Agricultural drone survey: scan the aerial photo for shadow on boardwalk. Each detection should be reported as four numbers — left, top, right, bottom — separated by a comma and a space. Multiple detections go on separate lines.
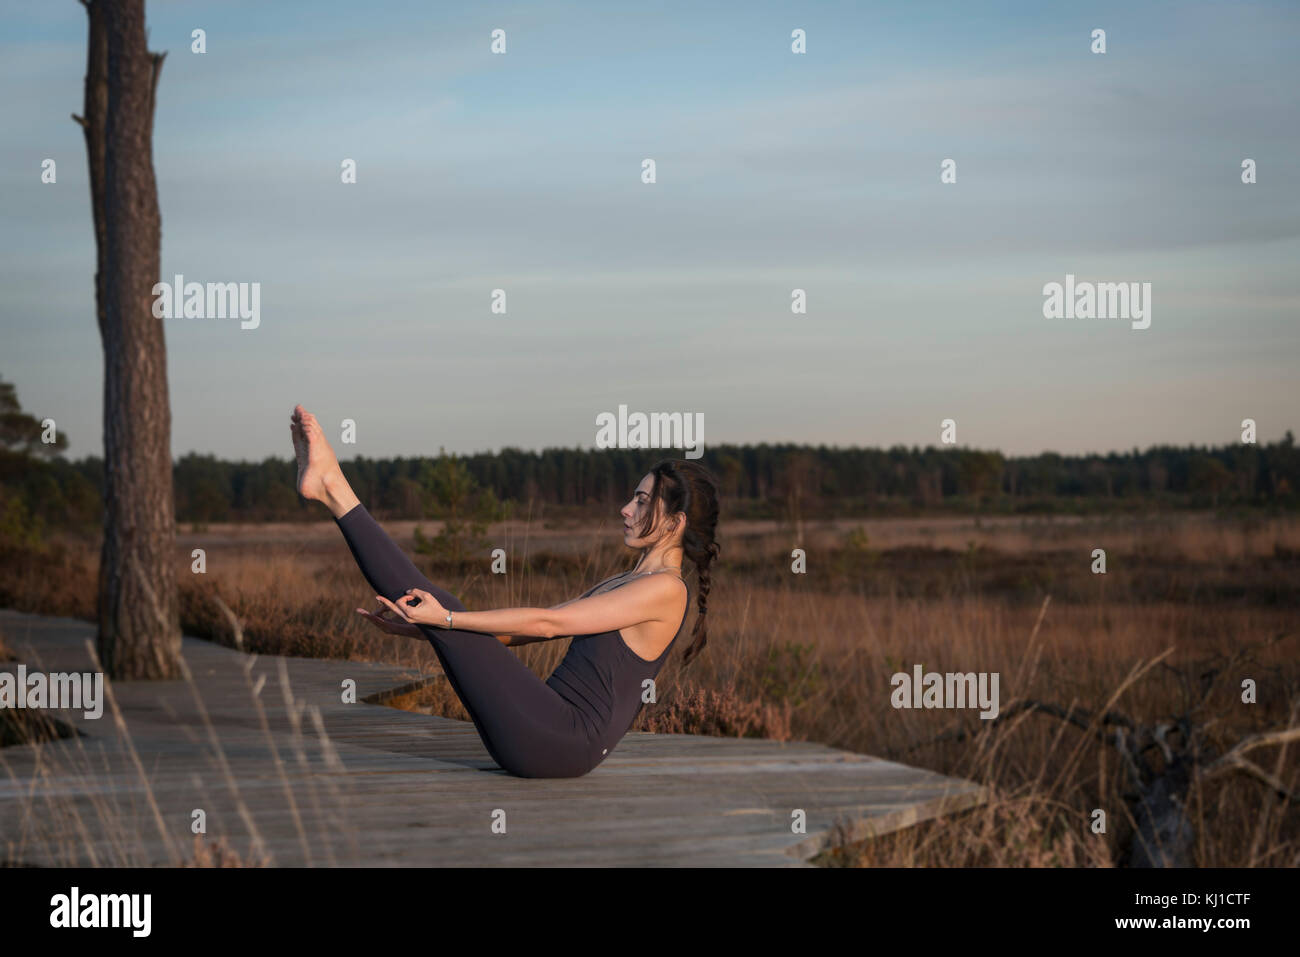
0, 609, 986, 866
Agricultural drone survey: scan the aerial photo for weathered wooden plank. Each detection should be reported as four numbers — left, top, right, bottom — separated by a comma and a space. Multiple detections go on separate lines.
0, 609, 986, 866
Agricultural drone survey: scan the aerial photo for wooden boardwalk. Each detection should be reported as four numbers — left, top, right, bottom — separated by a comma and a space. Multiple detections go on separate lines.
0, 609, 987, 867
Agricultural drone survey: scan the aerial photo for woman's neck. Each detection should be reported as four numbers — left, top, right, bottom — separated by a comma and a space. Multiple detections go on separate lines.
635, 544, 684, 574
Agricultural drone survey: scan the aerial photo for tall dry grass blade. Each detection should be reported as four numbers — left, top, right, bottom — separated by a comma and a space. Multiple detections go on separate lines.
83, 637, 182, 865
1047, 646, 1176, 798
1246, 700, 1300, 865
275, 656, 347, 866
211, 593, 244, 652
1011, 595, 1051, 692
239, 655, 312, 865
172, 652, 271, 865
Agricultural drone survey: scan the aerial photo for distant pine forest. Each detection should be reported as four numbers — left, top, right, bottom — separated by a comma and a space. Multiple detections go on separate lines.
3, 433, 1298, 537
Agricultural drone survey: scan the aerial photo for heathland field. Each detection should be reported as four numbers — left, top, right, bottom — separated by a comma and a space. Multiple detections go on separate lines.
2, 511, 1297, 866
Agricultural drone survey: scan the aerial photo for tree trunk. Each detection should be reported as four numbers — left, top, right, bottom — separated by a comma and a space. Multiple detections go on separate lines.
77, 0, 181, 679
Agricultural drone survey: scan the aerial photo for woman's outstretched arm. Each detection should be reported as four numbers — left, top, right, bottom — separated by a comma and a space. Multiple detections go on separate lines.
376, 574, 681, 640
474, 590, 614, 646
360, 595, 593, 647
357, 606, 517, 645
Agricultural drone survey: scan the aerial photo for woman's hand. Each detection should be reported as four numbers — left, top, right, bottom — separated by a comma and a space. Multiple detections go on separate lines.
355, 604, 423, 638
375, 588, 450, 627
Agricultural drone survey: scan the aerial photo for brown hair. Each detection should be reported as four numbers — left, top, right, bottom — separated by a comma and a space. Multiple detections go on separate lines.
634, 459, 721, 665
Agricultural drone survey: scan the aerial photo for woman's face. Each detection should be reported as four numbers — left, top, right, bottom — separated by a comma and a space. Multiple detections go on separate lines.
620, 473, 659, 547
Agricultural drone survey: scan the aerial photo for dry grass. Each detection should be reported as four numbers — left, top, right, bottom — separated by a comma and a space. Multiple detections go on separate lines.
0, 637, 357, 868
2, 511, 1298, 867
181, 834, 271, 867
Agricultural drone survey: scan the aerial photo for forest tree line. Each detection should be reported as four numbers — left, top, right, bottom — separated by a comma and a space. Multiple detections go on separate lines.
4, 432, 1299, 543
4, 376, 1298, 538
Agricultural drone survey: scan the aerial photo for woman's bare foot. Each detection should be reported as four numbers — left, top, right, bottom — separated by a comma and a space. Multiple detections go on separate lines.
289, 405, 359, 517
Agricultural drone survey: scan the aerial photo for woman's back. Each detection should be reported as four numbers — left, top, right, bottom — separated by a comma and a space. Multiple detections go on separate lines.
545, 571, 690, 760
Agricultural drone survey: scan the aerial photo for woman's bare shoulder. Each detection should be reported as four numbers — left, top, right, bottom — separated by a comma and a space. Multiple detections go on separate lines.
610, 571, 688, 609
549, 572, 625, 609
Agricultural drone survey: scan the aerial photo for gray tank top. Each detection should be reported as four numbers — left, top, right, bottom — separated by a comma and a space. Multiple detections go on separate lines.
544, 569, 691, 753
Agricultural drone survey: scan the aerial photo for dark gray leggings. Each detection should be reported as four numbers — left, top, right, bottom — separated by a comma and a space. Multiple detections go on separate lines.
334, 503, 597, 777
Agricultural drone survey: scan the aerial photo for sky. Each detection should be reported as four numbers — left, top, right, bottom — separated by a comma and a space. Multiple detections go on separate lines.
1, 0, 1297, 462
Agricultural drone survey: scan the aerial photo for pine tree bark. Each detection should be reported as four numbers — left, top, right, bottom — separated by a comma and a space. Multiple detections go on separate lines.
76, 0, 181, 678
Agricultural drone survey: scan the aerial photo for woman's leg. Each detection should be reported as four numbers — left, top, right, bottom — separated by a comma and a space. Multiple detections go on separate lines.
333, 502, 596, 777
290, 405, 595, 777
331, 502, 490, 749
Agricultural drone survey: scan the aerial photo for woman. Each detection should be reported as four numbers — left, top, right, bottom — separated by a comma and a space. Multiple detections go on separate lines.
289, 404, 720, 778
